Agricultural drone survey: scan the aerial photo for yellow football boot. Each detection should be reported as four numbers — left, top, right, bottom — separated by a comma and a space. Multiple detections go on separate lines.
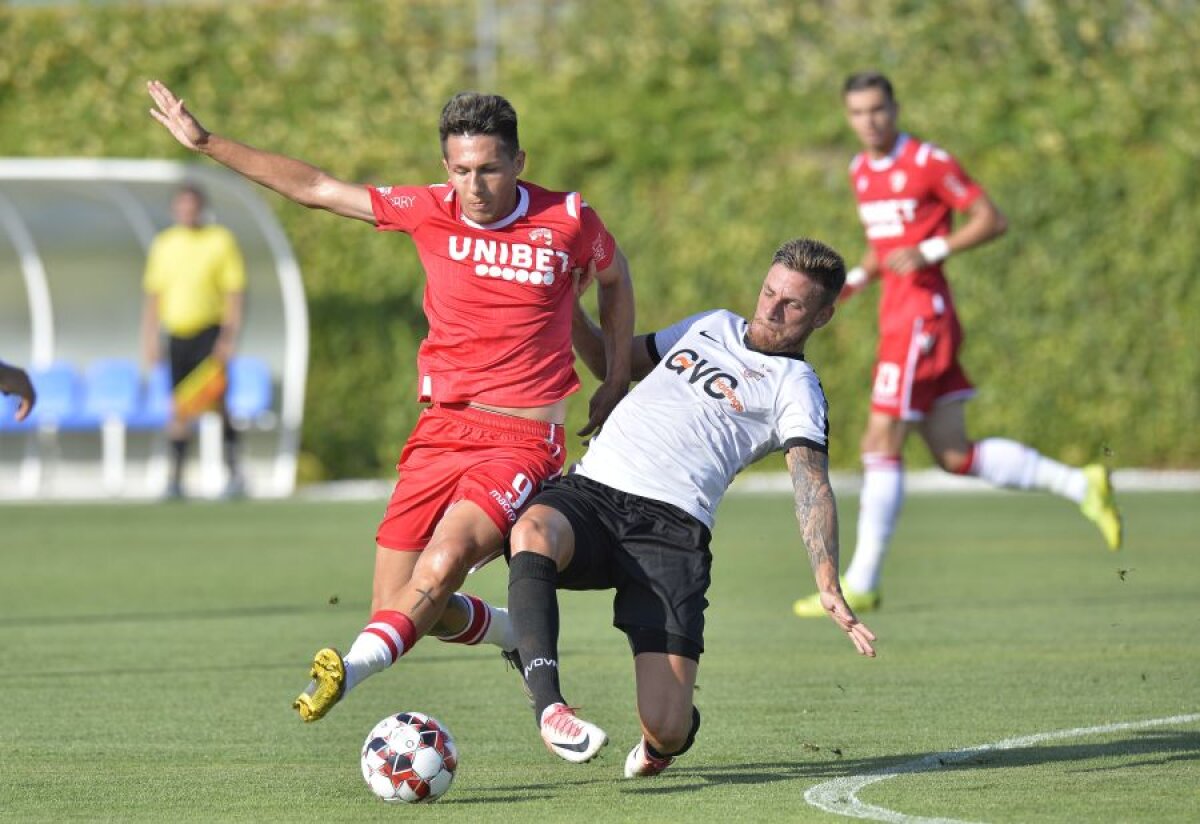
1080, 464, 1122, 551
293, 648, 346, 722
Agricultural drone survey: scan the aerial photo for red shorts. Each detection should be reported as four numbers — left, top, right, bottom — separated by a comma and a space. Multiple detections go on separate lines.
870, 313, 975, 421
376, 403, 567, 551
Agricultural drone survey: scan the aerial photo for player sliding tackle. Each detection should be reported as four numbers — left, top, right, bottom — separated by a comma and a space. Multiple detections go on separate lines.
147, 80, 635, 721
507, 238, 876, 777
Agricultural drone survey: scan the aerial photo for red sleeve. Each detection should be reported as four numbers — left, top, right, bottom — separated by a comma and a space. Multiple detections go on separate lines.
368, 185, 434, 233
572, 197, 617, 271
928, 149, 984, 212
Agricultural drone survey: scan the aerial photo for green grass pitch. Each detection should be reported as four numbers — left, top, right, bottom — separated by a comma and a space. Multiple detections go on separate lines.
1, 491, 1196, 822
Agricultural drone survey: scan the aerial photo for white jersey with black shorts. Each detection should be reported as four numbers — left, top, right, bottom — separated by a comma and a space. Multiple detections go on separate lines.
531, 310, 830, 659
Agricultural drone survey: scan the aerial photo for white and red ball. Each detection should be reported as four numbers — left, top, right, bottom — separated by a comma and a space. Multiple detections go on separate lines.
360, 711, 458, 803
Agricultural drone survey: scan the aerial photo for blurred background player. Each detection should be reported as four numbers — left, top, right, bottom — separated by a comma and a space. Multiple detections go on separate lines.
508, 239, 875, 777
147, 82, 635, 721
0, 360, 36, 421
793, 72, 1122, 618
140, 183, 247, 500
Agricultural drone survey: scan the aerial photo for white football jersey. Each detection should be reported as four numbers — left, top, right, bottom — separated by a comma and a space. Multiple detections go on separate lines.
576, 310, 829, 528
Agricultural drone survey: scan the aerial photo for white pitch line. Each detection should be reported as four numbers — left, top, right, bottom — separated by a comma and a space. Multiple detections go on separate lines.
804, 713, 1200, 823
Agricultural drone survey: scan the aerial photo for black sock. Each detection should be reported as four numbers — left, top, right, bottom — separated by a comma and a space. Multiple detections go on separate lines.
645, 706, 702, 760
169, 438, 188, 486
222, 424, 241, 476
508, 551, 563, 722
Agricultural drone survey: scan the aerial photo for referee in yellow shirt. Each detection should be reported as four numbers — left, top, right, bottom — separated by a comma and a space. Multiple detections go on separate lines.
140, 183, 246, 499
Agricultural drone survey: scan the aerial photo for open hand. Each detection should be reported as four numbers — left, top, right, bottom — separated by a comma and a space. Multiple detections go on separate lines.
147, 80, 210, 151
820, 590, 877, 657
577, 378, 627, 441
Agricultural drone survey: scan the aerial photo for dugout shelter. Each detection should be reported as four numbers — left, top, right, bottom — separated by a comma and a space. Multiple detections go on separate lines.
0, 158, 308, 500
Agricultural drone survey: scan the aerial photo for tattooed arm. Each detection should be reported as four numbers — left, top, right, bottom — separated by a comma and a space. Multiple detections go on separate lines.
786, 445, 877, 657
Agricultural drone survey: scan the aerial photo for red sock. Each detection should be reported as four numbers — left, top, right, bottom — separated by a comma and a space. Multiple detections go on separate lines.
363, 609, 418, 662
438, 593, 492, 645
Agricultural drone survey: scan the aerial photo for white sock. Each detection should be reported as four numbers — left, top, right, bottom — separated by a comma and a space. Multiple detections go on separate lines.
970, 438, 1086, 503
343, 633, 394, 694
844, 455, 904, 594
341, 610, 414, 693
485, 605, 518, 650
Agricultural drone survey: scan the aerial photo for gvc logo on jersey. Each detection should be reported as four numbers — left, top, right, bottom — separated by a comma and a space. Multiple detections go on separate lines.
664, 348, 745, 412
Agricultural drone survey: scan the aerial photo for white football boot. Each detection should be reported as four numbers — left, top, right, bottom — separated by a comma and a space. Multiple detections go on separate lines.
539, 703, 608, 763
623, 737, 674, 778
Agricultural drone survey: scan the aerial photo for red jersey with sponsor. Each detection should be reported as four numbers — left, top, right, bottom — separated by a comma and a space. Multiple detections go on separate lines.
849, 133, 983, 337
369, 181, 616, 406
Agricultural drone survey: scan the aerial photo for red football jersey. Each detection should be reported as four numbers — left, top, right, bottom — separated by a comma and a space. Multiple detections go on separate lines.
369, 181, 616, 406
849, 134, 983, 335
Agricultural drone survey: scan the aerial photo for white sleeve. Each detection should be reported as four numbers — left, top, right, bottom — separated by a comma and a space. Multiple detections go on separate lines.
646, 310, 720, 362
776, 374, 830, 453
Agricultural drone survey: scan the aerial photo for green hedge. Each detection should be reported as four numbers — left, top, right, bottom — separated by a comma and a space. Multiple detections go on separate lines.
3, 0, 1197, 477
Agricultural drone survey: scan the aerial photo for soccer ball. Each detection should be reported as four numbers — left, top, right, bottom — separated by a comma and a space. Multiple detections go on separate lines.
360, 711, 458, 803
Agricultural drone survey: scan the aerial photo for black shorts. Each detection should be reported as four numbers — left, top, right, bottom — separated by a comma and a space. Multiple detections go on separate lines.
531, 473, 712, 661
168, 325, 220, 388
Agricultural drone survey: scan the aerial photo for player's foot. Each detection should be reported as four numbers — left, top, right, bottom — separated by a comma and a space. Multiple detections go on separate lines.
792, 583, 880, 618
623, 738, 674, 778
539, 703, 607, 763
293, 647, 345, 722
501, 648, 534, 707
1080, 464, 1122, 551
164, 479, 184, 501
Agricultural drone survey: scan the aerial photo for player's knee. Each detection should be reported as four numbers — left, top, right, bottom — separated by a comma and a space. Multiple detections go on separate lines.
413, 543, 471, 593
510, 510, 560, 559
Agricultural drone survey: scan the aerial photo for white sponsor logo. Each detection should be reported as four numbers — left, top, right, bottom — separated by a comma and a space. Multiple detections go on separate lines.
449, 235, 569, 286
858, 198, 919, 239
523, 657, 558, 679
488, 472, 537, 524
389, 195, 416, 209
943, 173, 968, 200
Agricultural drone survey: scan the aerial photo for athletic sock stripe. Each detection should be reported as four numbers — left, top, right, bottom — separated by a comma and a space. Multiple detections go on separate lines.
363, 610, 417, 661
863, 453, 902, 470
441, 594, 491, 645
364, 625, 401, 662
462, 600, 491, 645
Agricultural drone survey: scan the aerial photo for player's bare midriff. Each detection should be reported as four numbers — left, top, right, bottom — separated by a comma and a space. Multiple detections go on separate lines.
469, 399, 568, 425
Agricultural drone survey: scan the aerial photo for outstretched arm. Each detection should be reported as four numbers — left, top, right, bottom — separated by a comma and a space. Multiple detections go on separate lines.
576, 247, 636, 438
147, 80, 375, 223
786, 445, 877, 657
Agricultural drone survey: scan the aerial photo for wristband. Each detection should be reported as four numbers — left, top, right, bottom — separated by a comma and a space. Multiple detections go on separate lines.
844, 266, 868, 289
917, 236, 950, 265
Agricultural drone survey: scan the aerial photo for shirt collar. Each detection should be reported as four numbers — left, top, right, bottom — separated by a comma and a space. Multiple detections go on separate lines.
457, 184, 530, 231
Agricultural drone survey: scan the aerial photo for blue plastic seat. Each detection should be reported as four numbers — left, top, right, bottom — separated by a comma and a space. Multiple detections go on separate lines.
127, 363, 173, 430
0, 392, 27, 430
80, 358, 141, 427
226, 356, 273, 424
28, 362, 86, 430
